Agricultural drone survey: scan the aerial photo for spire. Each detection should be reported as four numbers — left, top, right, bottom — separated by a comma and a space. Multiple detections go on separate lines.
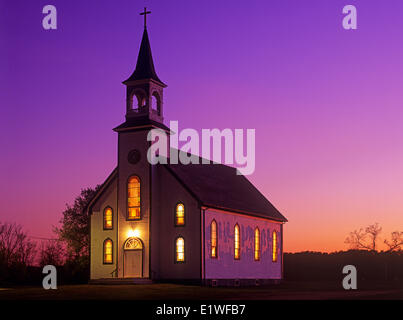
118, 8, 167, 128
123, 27, 165, 86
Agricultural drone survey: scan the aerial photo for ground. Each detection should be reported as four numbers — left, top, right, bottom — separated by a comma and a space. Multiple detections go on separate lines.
0, 281, 402, 300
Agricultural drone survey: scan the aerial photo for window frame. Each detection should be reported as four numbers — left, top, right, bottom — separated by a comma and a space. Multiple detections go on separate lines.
127, 175, 141, 221
174, 236, 185, 263
103, 238, 113, 265
174, 202, 185, 227
234, 223, 240, 260
210, 220, 218, 259
103, 206, 114, 230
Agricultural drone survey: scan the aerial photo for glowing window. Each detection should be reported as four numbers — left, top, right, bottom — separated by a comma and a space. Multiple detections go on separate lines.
124, 237, 142, 250
103, 239, 113, 264
175, 203, 185, 226
234, 224, 240, 260
273, 231, 278, 262
103, 207, 113, 230
128, 176, 140, 220
254, 228, 260, 261
211, 220, 217, 258
176, 237, 185, 262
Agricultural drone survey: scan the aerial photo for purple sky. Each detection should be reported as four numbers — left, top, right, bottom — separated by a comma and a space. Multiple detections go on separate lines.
1, 0, 403, 252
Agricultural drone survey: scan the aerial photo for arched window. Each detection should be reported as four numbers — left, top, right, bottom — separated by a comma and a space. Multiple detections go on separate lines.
103, 207, 113, 230
175, 237, 185, 262
151, 93, 158, 110
103, 239, 113, 264
211, 220, 217, 258
175, 203, 185, 226
272, 231, 278, 262
132, 90, 147, 110
124, 237, 143, 250
128, 176, 141, 220
151, 91, 161, 115
234, 224, 240, 260
254, 228, 260, 261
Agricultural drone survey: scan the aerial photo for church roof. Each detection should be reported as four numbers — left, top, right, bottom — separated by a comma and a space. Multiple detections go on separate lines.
123, 28, 165, 86
164, 160, 287, 222
84, 167, 117, 214
113, 116, 171, 132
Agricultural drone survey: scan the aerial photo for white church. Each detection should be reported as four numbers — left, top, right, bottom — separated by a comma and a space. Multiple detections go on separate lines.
86, 12, 287, 286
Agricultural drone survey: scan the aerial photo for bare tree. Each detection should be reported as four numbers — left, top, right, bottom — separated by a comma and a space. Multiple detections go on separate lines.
39, 240, 65, 266
345, 223, 382, 251
0, 222, 37, 267
345, 228, 371, 250
365, 223, 382, 251
384, 231, 403, 252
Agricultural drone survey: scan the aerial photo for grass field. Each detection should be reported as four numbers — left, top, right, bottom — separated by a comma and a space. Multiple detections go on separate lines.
0, 281, 402, 300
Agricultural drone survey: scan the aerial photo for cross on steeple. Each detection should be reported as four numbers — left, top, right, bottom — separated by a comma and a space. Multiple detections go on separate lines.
140, 7, 151, 28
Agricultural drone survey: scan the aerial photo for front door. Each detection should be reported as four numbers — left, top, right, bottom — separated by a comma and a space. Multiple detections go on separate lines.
123, 237, 143, 278
124, 250, 142, 278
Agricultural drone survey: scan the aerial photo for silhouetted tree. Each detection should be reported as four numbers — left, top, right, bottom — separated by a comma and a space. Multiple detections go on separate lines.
0, 222, 36, 267
39, 240, 65, 267
384, 231, 403, 252
0, 222, 37, 284
345, 223, 382, 251
366, 223, 382, 251
54, 186, 99, 270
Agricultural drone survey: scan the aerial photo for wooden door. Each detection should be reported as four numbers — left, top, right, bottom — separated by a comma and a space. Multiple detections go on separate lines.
124, 250, 142, 278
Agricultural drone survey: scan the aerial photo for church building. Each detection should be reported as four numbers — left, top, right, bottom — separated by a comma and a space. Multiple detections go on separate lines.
87, 13, 287, 286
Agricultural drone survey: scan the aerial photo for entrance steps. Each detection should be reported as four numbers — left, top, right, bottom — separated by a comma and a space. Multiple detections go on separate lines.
89, 278, 153, 285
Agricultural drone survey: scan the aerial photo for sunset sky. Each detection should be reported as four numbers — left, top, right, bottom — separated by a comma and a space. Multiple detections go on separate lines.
1, 0, 402, 252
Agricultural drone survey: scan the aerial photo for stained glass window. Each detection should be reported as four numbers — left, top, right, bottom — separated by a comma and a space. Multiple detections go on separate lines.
176, 237, 185, 262
234, 224, 240, 260
254, 228, 260, 261
175, 203, 185, 226
211, 220, 217, 258
124, 237, 142, 250
273, 231, 278, 262
103, 239, 113, 264
103, 207, 113, 230
128, 176, 140, 220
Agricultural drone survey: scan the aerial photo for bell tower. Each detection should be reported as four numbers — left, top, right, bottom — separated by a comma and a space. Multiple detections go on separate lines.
114, 8, 168, 279
122, 9, 167, 125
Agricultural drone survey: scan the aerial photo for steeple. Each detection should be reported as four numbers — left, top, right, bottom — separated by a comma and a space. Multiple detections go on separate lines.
117, 8, 167, 130
123, 28, 165, 86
